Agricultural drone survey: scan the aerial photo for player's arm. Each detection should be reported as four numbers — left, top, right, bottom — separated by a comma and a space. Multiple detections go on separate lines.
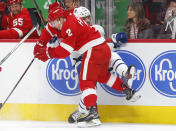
0, 29, 21, 39
36, 23, 59, 46
50, 35, 76, 58
34, 32, 76, 62
51, 25, 77, 58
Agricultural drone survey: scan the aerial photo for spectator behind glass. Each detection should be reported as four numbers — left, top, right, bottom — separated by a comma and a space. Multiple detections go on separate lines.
157, 0, 176, 39
164, 0, 176, 20
124, 2, 153, 39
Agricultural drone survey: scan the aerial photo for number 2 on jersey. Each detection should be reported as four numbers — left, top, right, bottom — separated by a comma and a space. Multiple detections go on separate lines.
66, 29, 73, 36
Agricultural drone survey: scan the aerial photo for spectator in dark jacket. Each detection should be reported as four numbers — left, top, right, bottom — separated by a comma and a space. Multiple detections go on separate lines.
124, 2, 153, 39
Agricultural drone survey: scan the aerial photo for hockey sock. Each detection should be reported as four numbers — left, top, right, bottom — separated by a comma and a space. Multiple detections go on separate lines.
83, 94, 97, 110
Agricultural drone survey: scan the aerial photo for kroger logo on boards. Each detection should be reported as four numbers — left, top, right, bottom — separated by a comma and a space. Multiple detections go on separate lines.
46, 57, 81, 96
100, 50, 146, 97
149, 50, 176, 97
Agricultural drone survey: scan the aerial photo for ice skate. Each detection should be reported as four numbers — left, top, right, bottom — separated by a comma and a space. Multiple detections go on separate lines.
122, 65, 141, 102
122, 65, 136, 88
68, 110, 87, 123
77, 106, 102, 128
123, 88, 141, 102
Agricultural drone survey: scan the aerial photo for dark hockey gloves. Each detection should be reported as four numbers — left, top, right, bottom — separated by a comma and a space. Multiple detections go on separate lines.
112, 32, 128, 48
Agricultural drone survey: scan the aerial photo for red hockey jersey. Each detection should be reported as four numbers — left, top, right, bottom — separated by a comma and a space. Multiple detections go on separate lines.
51, 15, 105, 58
0, 8, 39, 39
61, 15, 105, 53
37, 14, 105, 58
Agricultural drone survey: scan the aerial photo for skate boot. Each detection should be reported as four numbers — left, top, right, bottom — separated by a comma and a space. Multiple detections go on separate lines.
123, 88, 141, 102
122, 65, 136, 88
68, 110, 87, 123
122, 65, 141, 102
77, 106, 102, 127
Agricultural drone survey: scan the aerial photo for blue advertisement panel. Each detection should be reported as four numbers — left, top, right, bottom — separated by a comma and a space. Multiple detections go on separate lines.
149, 50, 176, 98
46, 57, 81, 96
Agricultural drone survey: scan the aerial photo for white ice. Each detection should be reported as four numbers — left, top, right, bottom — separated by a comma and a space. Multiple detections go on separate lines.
0, 120, 176, 131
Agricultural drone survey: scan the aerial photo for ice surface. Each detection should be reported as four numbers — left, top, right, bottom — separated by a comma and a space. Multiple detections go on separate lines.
0, 120, 176, 131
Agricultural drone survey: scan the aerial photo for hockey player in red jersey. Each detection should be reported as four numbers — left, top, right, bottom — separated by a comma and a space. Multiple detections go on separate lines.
0, 0, 40, 39
66, 6, 141, 126
34, 5, 140, 127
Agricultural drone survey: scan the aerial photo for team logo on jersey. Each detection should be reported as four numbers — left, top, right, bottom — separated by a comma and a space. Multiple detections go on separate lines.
149, 50, 176, 97
100, 50, 146, 97
46, 57, 81, 96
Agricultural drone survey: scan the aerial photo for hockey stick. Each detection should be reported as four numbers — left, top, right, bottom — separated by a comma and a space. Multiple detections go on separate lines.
57, 0, 65, 9
0, 57, 36, 110
32, 0, 46, 26
0, 26, 37, 66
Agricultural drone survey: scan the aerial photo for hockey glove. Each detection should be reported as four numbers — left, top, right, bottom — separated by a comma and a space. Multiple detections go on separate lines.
112, 32, 128, 48
49, 36, 58, 44
48, 36, 60, 48
73, 55, 82, 65
34, 44, 53, 62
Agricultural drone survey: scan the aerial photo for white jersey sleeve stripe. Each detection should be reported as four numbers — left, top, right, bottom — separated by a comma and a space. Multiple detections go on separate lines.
60, 42, 74, 53
78, 37, 105, 54
46, 24, 54, 37
12, 28, 23, 38
81, 88, 97, 100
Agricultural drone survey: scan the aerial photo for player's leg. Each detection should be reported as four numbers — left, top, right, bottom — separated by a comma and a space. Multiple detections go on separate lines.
68, 98, 88, 124
68, 80, 98, 124
74, 47, 108, 127
75, 81, 101, 127
121, 65, 141, 101
109, 52, 141, 101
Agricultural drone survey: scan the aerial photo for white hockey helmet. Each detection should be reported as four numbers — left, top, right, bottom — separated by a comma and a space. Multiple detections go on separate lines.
73, 6, 91, 18
91, 25, 105, 37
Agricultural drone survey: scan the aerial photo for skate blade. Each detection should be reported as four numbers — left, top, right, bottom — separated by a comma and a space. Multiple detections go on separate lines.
127, 66, 136, 88
77, 119, 102, 128
129, 94, 141, 102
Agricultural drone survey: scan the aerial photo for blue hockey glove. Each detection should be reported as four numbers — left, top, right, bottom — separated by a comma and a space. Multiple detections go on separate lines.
49, 36, 58, 44
48, 36, 60, 48
112, 32, 128, 48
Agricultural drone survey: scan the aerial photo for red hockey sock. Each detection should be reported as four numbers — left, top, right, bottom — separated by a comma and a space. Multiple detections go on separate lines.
83, 94, 97, 110
111, 77, 124, 92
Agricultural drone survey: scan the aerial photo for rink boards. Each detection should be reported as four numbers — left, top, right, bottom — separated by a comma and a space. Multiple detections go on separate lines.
0, 39, 176, 124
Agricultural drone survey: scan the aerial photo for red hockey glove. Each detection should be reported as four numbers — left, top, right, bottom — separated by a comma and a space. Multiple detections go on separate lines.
34, 44, 53, 62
